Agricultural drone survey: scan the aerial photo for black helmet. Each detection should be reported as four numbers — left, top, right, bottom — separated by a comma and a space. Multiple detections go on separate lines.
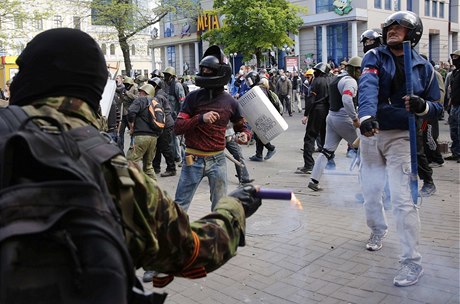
382, 11, 423, 48
195, 45, 232, 89
245, 71, 260, 88
148, 77, 162, 89
151, 69, 163, 78
360, 29, 383, 52
313, 62, 330, 75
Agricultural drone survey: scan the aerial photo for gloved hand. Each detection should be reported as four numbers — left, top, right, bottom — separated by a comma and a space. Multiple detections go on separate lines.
405, 95, 427, 114
359, 117, 379, 137
228, 185, 262, 218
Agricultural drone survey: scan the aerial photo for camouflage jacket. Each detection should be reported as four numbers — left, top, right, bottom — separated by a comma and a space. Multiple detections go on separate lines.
22, 97, 246, 277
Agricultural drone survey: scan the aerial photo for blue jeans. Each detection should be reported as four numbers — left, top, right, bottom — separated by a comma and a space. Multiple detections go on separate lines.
174, 152, 227, 211
448, 105, 460, 156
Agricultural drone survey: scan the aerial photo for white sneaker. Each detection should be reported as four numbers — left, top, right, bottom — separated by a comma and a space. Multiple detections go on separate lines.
393, 262, 424, 287
366, 231, 387, 251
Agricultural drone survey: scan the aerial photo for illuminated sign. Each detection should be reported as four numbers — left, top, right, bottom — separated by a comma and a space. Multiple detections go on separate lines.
197, 13, 220, 33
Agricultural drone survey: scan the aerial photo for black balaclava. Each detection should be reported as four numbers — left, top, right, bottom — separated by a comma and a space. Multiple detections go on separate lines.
10, 28, 108, 112
452, 57, 460, 69
363, 39, 381, 53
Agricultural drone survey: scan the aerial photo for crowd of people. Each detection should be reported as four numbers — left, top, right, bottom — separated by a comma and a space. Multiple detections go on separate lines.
0, 10, 459, 303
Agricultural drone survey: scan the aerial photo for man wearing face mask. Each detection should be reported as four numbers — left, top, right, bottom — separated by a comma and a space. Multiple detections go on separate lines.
445, 50, 460, 162
163, 66, 185, 165
296, 62, 330, 174
308, 56, 362, 191
276, 71, 292, 116
118, 76, 139, 152
173, 45, 252, 212
358, 11, 442, 287
360, 29, 383, 53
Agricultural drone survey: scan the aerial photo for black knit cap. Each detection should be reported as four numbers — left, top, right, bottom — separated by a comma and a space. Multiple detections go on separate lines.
10, 28, 108, 112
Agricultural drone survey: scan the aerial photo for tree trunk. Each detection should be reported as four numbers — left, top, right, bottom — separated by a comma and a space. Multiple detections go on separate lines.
119, 35, 132, 75
255, 48, 262, 68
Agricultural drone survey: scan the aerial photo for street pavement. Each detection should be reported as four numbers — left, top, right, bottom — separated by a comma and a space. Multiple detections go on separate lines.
138, 112, 459, 304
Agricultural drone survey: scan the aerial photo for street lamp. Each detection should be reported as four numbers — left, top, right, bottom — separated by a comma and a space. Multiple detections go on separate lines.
230, 53, 237, 75
282, 44, 291, 54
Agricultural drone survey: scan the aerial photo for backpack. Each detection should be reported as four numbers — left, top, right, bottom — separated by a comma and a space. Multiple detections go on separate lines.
0, 106, 167, 304
147, 97, 165, 132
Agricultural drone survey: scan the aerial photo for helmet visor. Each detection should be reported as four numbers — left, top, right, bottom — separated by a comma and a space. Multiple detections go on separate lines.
383, 13, 417, 30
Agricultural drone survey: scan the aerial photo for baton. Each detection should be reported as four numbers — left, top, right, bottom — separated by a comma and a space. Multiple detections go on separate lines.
403, 41, 419, 204
225, 151, 245, 168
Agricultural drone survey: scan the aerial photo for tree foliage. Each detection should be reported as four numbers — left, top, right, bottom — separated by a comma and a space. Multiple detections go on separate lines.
0, 0, 52, 52
91, 0, 200, 73
202, 0, 305, 66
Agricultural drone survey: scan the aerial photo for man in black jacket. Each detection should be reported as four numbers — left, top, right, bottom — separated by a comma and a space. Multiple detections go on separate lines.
296, 63, 330, 174
127, 84, 163, 180
150, 77, 177, 177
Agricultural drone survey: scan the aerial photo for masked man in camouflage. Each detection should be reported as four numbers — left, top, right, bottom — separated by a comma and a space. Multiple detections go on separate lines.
6, 28, 262, 302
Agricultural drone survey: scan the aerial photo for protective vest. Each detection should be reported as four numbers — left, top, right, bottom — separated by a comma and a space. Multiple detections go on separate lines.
328, 75, 346, 112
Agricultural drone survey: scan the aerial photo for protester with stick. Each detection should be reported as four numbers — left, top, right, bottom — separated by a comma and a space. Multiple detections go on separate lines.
358, 11, 442, 287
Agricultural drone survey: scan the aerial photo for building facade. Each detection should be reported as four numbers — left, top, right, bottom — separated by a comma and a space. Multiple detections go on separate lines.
152, 0, 459, 74
0, 0, 156, 88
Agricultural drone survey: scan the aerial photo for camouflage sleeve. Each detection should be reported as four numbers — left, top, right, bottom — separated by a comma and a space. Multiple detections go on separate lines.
127, 163, 245, 275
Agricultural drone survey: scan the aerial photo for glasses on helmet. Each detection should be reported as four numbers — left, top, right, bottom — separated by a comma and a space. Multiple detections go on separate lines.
383, 13, 417, 29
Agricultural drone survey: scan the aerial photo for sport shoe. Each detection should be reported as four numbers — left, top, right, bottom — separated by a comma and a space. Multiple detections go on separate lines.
420, 183, 436, 197
445, 154, 459, 161
295, 167, 312, 174
249, 155, 264, 162
308, 181, 321, 191
325, 159, 336, 170
160, 170, 176, 177
346, 149, 357, 159
428, 162, 444, 168
264, 149, 277, 160
366, 231, 387, 251
393, 262, 424, 287
143, 270, 159, 283
240, 178, 255, 184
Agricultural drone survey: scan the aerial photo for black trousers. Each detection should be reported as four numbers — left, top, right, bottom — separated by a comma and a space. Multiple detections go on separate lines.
117, 115, 129, 154
254, 133, 275, 157
417, 121, 433, 184
152, 126, 176, 172
423, 118, 444, 164
303, 105, 327, 169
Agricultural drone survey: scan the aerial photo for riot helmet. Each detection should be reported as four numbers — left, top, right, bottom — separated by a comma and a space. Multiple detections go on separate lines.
163, 66, 176, 83
451, 49, 460, 69
123, 76, 134, 90
313, 62, 330, 77
148, 77, 163, 90
195, 45, 232, 89
245, 71, 260, 88
360, 29, 383, 53
151, 69, 163, 78
139, 84, 155, 97
123, 76, 134, 85
382, 11, 423, 48
163, 66, 176, 77
345, 56, 362, 80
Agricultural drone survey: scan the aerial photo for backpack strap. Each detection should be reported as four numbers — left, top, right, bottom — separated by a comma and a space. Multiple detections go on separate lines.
0, 105, 30, 135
